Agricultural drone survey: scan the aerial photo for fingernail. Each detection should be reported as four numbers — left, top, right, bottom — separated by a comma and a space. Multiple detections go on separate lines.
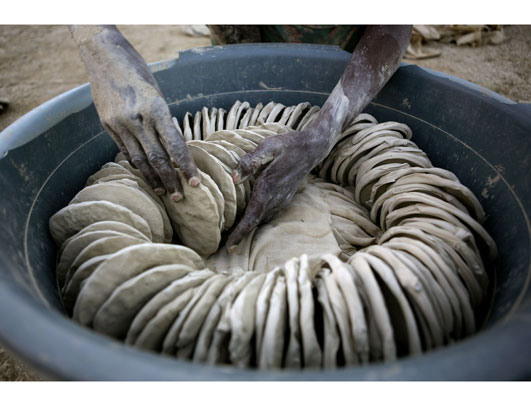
154, 187, 166, 196
171, 192, 183, 202
227, 245, 237, 254
232, 171, 241, 184
188, 176, 201, 187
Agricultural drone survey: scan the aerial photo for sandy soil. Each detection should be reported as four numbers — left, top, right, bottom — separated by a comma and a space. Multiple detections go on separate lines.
1, 25, 530, 134
0, 24, 529, 380
403, 25, 531, 102
0, 25, 212, 132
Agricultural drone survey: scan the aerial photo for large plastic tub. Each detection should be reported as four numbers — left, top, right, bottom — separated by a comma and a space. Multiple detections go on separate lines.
0, 44, 529, 380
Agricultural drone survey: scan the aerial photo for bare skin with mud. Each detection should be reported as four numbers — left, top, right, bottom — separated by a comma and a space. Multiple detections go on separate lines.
71, 25, 412, 247
70, 26, 201, 201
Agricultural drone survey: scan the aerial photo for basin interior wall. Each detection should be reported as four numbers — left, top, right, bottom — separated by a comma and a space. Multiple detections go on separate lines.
0, 44, 529, 380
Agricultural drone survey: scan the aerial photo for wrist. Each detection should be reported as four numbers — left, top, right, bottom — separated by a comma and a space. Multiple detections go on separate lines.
299, 124, 336, 168
71, 25, 135, 66
71, 25, 122, 73
71, 25, 153, 88
305, 108, 346, 155
70, 25, 115, 50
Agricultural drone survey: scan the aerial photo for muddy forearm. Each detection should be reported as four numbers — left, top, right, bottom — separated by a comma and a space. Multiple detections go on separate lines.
70, 25, 159, 91
311, 25, 412, 152
70, 25, 117, 73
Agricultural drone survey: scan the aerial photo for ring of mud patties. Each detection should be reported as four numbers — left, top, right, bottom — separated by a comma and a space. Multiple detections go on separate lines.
49, 101, 497, 370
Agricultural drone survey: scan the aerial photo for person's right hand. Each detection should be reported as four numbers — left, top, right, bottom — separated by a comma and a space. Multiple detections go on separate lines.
71, 25, 200, 201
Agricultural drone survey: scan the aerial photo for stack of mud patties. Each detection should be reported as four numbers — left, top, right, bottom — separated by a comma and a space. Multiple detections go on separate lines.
49, 100, 496, 370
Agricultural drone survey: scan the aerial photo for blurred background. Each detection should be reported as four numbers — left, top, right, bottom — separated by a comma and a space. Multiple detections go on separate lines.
0, 24, 529, 380
1, 25, 530, 133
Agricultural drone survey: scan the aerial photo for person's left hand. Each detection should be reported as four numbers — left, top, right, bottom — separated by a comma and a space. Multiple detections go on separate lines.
226, 128, 330, 250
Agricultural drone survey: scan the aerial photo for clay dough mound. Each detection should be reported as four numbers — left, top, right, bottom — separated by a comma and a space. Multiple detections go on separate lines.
49, 100, 496, 370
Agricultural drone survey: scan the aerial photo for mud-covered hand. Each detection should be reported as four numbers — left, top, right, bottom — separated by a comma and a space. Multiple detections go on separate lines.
226, 25, 412, 248
70, 25, 200, 200
226, 128, 330, 250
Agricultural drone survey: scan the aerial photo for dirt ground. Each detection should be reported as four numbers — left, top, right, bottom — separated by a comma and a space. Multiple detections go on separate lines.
0, 25, 529, 381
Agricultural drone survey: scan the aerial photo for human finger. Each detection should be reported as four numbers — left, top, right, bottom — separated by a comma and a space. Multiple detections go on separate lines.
103, 123, 132, 162
128, 122, 184, 201
156, 115, 201, 187
225, 179, 270, 251
232, 138, 280, 184
113, 123, 165, 195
